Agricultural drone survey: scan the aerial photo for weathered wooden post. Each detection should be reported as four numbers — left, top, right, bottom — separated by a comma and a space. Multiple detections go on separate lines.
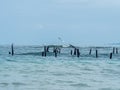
89, 48, 92, 55
116, 48, 118, 54
44, 46, 46, 51
96, 49, 98, 58
74, 48, 77, 55
54, 48, 57, 57
44, 46, 47, 57
11, 44, 14, 56
77, 49, 80, 57
46, 46, 49, 52
113, 47, 115, 54
70, 50, 73, 55
55, 52, 57, 57
110, 53, 112, 59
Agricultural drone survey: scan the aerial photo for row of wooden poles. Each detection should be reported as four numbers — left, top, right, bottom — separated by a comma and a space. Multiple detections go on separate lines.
41, 46, 61, 57
110, 47, 118, 59
29, 45, 119, 59
9, 44, 119, 59
70, 47, 119, 59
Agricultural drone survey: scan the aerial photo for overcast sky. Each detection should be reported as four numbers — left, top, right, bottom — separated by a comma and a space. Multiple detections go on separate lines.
0, 0, 120, 46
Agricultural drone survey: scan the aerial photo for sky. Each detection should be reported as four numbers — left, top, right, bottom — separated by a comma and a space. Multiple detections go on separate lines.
0, 0, 120, 46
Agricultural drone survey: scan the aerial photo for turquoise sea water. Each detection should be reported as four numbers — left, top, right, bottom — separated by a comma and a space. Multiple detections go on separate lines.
0, 46, 120, 90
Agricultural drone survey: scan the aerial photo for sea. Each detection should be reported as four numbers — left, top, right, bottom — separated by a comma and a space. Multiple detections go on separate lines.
0, 45, 120, 90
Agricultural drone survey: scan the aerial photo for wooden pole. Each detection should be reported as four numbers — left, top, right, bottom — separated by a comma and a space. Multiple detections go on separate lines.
11, 44, 14, 56
74, 48, 77, 55
113, 47, 115, 54
110, 53, 112, 59
96, 49, 98, 58
71, 50, 73, 55
54, 48, 57, 57
89, 48, 92, 55
116, 48, 118, 54
77, 49, 80, 57
44, 46, 47, 57
46, 46, 49, 52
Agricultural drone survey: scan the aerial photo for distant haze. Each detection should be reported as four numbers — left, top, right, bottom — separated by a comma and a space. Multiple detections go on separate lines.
0, 0, 120, 46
